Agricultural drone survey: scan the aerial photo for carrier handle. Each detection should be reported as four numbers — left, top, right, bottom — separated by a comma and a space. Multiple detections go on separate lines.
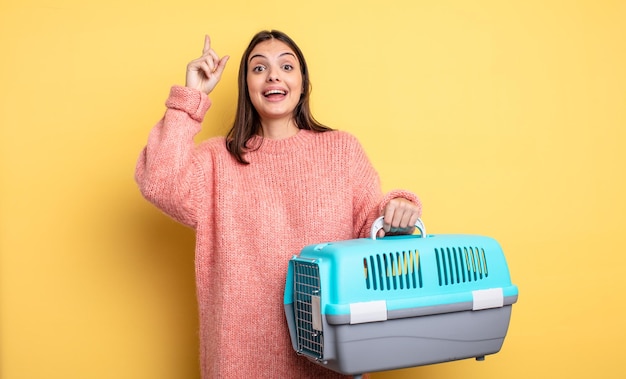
370, 216, 426, 240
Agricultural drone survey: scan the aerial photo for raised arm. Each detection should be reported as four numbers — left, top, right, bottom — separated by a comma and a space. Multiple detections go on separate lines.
135, 35, 229, 227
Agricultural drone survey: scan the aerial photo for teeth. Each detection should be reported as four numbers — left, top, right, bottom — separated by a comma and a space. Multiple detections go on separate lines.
264, 89, 286, 96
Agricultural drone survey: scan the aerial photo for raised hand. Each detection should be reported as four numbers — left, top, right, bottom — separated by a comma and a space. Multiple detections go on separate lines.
185, 35, 229, 94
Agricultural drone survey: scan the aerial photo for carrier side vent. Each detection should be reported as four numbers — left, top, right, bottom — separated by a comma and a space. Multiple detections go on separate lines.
363, 250, 422, 291
435, 246, 489, 286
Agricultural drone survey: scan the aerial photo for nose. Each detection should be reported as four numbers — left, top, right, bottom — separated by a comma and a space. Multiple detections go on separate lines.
267, 67, 280, 82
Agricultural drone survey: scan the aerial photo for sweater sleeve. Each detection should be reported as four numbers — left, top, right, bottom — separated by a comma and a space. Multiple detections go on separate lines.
377, 190, 422, 216
346, 135, 382, 238
347, 135, 422, 238
135, 86, 212, 228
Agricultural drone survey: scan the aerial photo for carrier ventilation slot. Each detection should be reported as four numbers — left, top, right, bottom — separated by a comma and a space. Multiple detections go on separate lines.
292, 261, 323, 359
435, 246, 488, 286
363, 250, 422, 290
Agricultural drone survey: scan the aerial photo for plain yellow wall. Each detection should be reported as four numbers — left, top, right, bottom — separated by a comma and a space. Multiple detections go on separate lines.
1, 0, 625, 378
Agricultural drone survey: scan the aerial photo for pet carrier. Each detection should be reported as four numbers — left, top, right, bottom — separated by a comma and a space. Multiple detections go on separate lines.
284, 217, 518, 378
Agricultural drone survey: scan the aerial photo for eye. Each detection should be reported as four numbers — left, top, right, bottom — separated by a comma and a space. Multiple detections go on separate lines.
252, 65, 266, 73
282, 64, 294, 71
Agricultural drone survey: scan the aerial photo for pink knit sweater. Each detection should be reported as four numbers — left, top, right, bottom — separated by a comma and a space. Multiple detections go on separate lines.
135, 86, 421, 378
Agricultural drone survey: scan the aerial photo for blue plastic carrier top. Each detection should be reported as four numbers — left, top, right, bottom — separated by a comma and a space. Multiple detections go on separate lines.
285, 231, 517, 324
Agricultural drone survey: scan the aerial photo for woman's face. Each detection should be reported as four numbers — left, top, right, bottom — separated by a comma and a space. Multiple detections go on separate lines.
246, 39, 303, 124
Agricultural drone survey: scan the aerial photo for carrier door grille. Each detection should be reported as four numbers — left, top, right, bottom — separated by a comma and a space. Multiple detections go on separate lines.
292, 261, 323, 359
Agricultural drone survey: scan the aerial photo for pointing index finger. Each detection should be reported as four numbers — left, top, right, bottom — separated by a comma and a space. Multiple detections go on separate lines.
202, 34, 211, 54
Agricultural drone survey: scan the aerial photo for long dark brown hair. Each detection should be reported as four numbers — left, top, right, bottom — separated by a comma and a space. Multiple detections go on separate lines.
226, 30, 332, 164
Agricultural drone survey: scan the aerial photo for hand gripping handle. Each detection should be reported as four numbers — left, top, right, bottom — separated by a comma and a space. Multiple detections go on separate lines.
370, 216, 427, 240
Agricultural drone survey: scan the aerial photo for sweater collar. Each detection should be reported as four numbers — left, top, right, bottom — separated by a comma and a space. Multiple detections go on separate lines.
246, 129, 314, 155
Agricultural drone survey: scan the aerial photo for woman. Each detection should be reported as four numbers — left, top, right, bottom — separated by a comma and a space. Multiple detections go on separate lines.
135, 30, 422, 378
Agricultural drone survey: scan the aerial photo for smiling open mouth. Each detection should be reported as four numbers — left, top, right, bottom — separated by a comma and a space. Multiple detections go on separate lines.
264, 89, 287, 96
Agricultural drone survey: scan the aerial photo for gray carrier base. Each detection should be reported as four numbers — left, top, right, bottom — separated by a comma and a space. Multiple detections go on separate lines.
285, 302, 514, 376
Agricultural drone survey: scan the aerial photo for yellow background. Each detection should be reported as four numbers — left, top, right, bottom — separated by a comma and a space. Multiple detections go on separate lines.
1, 0, 625, 378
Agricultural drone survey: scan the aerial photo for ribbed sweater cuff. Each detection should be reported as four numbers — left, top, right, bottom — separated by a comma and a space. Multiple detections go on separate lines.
165, 86, 212, 122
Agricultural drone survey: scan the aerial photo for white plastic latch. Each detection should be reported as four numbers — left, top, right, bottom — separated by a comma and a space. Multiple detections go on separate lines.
349, 300, 388, 324
472, 288, 504, 310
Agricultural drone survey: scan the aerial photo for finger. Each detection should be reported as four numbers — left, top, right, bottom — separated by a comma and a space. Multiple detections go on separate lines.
399, 208, 412, 228
195, 61, 212, 79
207, 48, 220, 62
187, 56, 211, 71
382, 205, 396, 233
202, 34, 211, 55
188, 58, 207, 72
192, 53, 215, 74
213, 55, 230, 76
204, 56, 215, 73
409, 212, 420, 231
205, 51, 220, 72
389, 206, 405, 229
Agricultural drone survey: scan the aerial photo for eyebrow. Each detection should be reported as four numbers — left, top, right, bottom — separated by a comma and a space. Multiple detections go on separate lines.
248, 51, 297, 63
